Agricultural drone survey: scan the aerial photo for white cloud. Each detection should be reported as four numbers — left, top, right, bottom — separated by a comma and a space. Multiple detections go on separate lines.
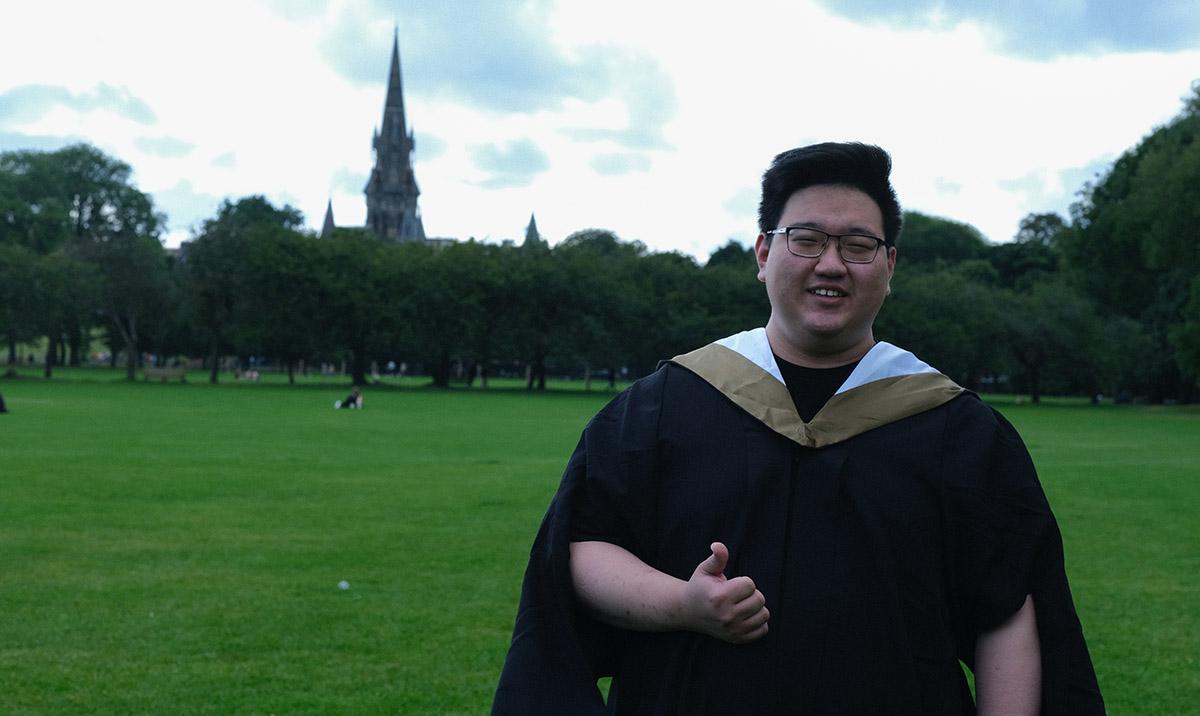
1, 0, 1196, 255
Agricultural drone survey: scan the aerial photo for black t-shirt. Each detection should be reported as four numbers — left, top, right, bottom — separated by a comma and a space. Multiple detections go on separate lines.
773, 354, 860, 422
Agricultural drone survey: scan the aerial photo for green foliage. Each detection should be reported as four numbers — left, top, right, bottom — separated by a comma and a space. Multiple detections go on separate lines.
1170, 275, 1200, 383
706, 239, 756, 269
1, 143, 168, 378
898, 211, 989, 267
1064, 84, 1200, 398
877, 267, 1003, 388
5, 122, 1198, 402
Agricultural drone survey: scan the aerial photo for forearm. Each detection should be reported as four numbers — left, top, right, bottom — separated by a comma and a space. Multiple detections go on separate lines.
569, 540, 686, 631
975, 594, 1042, 715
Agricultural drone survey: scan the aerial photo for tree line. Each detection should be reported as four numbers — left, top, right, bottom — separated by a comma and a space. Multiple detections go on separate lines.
2, 86, 1198, 402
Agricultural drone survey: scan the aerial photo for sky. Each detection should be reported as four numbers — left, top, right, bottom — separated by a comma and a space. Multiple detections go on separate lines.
2, 0, 1198, 260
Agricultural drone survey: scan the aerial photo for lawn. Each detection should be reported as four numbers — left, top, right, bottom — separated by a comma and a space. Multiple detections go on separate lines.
0, 373, 1196, 714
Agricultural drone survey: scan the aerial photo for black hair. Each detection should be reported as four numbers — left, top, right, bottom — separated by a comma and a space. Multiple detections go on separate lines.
757, 142, 903, 245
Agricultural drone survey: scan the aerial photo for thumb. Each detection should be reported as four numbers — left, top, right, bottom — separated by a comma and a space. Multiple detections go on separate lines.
697, 542, 729, 577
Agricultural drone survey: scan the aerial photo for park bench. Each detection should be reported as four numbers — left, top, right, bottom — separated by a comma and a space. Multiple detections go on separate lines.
143, 366, 187, 383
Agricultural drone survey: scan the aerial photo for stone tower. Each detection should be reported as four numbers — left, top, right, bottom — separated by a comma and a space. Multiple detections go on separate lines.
365, 30, 425, 242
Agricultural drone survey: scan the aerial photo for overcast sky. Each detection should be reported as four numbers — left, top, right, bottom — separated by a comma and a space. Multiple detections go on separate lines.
2, 0, 1198, 259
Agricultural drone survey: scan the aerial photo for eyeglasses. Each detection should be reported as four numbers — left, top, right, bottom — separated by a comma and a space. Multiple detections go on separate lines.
765, 227, 887, 264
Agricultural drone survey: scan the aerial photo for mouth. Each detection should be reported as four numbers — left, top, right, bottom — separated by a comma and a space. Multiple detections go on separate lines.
808, 287, 847, 298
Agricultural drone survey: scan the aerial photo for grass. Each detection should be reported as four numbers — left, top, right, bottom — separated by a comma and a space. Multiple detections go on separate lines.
0, 373, 1196, 714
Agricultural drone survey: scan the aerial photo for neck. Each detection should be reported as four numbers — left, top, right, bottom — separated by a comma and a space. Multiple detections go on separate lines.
765, 320, 875, 369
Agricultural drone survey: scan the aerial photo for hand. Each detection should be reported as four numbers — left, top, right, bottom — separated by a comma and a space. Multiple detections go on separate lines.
680, 542, 769, 644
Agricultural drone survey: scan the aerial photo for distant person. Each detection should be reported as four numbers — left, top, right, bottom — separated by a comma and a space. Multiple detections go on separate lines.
335, 388, 363, 410
493, 143, 1103, 714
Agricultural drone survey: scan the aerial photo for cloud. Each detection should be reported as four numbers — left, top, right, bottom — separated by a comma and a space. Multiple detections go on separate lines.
470, 138, 550, 188
813, 0, 1200, 58
313, 2, 675, 149
134, 135, 195, 158
723, 187, 760, 221
319, 1, 599, 111
590, 152, 652, 176
994, 155, 1116, 227
331, 167, 369, 194
212, 152, 237, 168
561, 46, 676, 151
150, 180, 222, 235
0, 130, 85, 152
0, 83, 155, 126
414, 131, 447, 161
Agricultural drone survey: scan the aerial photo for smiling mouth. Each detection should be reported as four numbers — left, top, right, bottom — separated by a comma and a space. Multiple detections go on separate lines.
809, 288, 847, 297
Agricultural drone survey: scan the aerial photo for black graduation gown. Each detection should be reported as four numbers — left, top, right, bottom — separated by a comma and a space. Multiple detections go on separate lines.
493, 353, 1103, 714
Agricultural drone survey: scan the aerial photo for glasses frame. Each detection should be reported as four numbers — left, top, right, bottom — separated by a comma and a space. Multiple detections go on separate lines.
765, 226, 887, 264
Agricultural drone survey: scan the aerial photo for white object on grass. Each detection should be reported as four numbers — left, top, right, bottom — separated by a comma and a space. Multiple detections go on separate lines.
338, 580, 350, 590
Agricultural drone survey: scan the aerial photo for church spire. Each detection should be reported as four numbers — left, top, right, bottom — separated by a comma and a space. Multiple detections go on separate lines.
383, 27, 406, 129
523, 212, 544, 247
364, 28, 425, 242
321, 199, 336, 238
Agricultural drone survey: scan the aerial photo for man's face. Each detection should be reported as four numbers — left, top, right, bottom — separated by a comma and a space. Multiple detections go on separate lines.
754, 184, 896, 362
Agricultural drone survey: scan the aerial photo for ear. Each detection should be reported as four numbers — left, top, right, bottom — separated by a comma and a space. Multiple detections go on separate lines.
885, 245, 897, 279
754, 232, 770, 283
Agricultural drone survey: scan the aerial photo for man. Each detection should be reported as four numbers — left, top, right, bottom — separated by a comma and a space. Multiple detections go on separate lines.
493, 143, 1103, 714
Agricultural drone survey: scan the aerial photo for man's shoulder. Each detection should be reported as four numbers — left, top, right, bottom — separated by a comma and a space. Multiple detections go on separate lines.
584, 361, 729, 430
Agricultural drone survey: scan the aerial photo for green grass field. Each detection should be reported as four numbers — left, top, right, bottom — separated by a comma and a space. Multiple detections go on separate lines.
1, 370, 1197, 714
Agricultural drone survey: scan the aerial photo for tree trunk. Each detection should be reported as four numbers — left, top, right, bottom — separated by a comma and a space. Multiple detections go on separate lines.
44, 335, 56, 378
1028, 366, 1041, 404
287, 360, 295, 385
608, 366, 616, 390
108, 311, 140, 382
68, 326, 83, 366
431, 352, 451, 388
351, 343, 368, 386
6, 331, 16, 365
208, 340, 220, 384
525, 363, 533, 390
124, 337, 138, 381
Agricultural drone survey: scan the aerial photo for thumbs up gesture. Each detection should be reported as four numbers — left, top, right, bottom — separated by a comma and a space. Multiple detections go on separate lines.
681, 542, 770, 644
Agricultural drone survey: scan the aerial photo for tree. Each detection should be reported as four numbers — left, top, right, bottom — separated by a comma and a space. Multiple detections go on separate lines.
311, 228, 392, 386
876, 266, 1005, 391
27, 253, 98, 377
897, 211, 988, 267
0, 244, 40, 364
1063, 83, 1200, 399
11, 145, 171, 380
184, 196, 305, 382
1169, 275, 1200, 387
998, 281, 1109, 403
0, 151, 72, 254
239, 224, 322, 383
988, 213, 1063, 290
705, 240, 756, 270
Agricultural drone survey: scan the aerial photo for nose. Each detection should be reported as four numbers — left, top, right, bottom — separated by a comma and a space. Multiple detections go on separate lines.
813, 240, 848, 276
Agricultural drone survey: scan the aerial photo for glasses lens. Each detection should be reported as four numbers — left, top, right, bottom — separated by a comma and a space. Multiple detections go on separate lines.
839, 235, 880, 263
787, 228, 827, 257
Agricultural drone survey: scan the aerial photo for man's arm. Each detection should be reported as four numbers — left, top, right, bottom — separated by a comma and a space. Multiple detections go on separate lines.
569, 540, 769, 644
974, 594, 1041, 715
